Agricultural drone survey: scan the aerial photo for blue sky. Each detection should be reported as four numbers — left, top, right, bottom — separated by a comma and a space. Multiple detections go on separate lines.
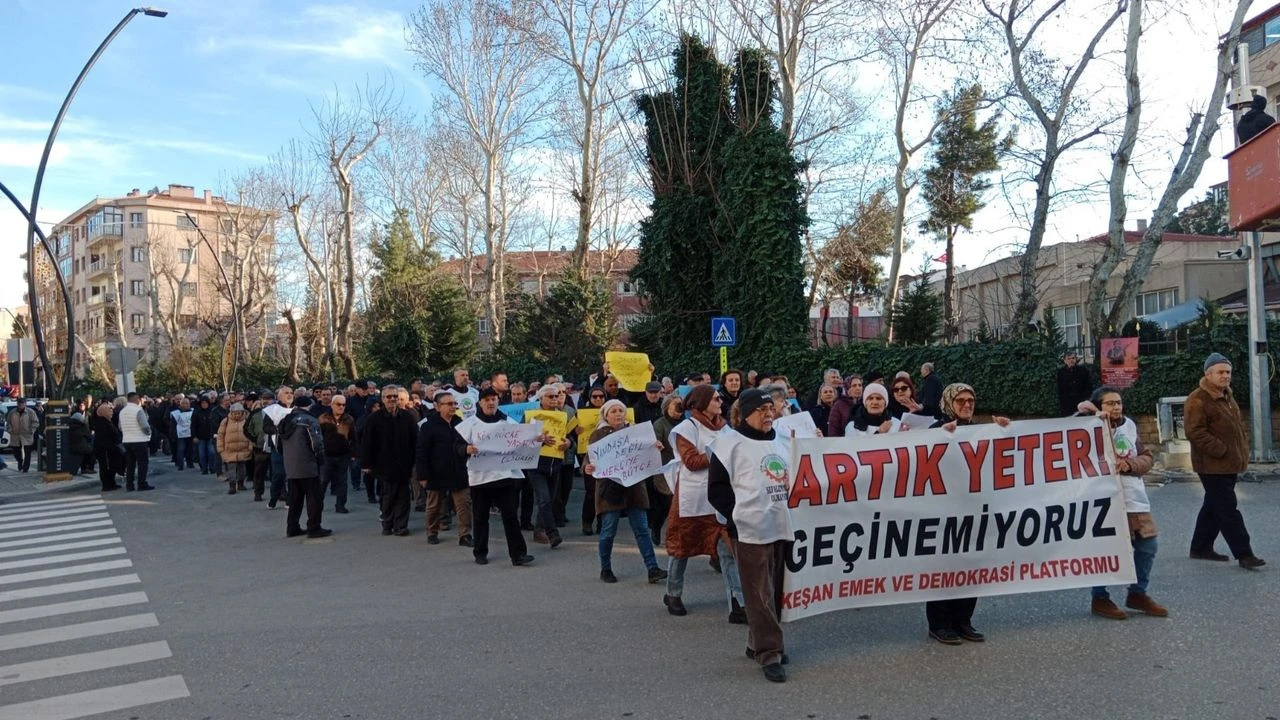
0, 0, 432, 310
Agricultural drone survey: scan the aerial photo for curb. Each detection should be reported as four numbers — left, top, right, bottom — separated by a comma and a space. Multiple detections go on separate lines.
0, 475, 102, 505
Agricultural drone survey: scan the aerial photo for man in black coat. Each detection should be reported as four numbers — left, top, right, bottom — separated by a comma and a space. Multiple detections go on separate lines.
1237, 94, 1275, 144
416, 391, 474, 546
918, 362, 944, 417
631, 381, 664, 425
361, 385, 420, 536
1055, 351, 1093, 416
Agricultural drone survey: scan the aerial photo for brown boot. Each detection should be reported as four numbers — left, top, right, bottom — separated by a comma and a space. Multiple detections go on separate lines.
533, 529, 550, 544
1091, 596, 1127, 620
1125, 592, 1168, 617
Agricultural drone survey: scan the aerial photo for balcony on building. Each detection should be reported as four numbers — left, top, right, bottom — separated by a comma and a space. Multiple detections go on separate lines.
84, 207, 124, 249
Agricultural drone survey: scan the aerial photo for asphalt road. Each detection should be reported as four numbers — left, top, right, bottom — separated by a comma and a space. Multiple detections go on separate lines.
0, 465, 1276, 720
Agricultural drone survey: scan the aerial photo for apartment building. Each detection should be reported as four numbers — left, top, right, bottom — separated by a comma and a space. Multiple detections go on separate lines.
27, 184, 274, 378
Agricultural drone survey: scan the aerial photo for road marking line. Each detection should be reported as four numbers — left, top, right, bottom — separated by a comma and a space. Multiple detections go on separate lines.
0, 513, 110, 531
0, 500, 104, 517
0, 537, 123, 560
0, 520, 114, 541
0, 640, 172, 687
0, 496, 101, 510
0, 507, 108, 524
0, 592, 149, 625
0, 575, 141, 603
0, 529, 118, 550
0, 674, 189, 719
0, 612, 158, 652
0, 559, 133, 587
0, 548, 128, 572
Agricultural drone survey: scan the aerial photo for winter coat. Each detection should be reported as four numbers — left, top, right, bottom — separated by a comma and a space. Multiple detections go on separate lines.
277, 409, 325, 480
850, 404, 892, 433
414, 413, 469, 492
69, 416, 93, 456
716, 389, 740, 423
6, 407, 38, 446
1056, 364, 1093, 416
90, 414, 121, 451
589, 424, 649, 514
360, 409, 419, 482
210, 405, 230, 437
191, 406, 214, 440
216, 413, 253, 463
318, 411, 357, 457
827, 395, 859, 437
631, 398, 663, 426
918, 374, 944, 417
1237, 96, 1276, 144
808, 402, 832, 436
1185, 377, 1249, 475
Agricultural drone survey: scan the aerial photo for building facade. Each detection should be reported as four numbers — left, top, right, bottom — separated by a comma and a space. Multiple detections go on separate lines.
27, 184, 275, 379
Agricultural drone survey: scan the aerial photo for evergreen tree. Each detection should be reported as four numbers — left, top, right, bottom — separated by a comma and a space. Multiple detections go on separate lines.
1165, 189, 1231, 236
919, 84, 1006, 343
1039, 302, 1066, 351
716, 48, 810, 359
497, 270, 618, 378
363, 212, 476, 376
891, 273, 942, 345
9, 313, 26, 339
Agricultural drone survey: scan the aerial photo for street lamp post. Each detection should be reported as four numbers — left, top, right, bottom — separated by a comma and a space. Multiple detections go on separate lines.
24, 6, 167, 400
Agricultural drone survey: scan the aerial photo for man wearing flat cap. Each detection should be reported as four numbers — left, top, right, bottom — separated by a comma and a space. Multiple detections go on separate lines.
1184, 352, 1265, 569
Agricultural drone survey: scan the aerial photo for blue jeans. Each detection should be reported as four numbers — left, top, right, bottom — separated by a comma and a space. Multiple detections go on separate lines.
269, 450, 286, 502
525, 468, 558, 532
349, 457, 362, 489
599, 507, 658, 572
667, 535, 745, 607
1093, 535, 1157, 598
173, 437, 194, 469
197, 438, 216, 473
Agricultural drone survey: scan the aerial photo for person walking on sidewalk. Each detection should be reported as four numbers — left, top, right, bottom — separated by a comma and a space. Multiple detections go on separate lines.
6, 398, 39, 473
415, 391, 475, 547
1185, 353, 1266, 570
119, 392, 154, 492
318, 394, 355, 514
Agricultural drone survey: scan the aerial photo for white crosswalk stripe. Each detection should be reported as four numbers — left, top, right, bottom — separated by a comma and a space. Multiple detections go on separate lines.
0, 497, 190, 718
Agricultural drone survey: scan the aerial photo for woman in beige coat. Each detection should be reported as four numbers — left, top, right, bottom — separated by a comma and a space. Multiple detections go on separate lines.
216, 403, 252, 494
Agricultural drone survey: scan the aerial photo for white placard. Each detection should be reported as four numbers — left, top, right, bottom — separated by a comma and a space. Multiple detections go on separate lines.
588, 421, 662, 488
466, 420, 543, 473
772, 412, 819, 438
901, 413, 940, 432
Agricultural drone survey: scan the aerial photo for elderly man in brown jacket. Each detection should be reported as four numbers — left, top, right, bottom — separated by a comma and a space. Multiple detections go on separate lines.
1184, 353, 1265, 569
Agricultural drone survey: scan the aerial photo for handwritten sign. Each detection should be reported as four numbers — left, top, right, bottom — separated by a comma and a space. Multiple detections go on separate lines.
901, 413, 939, 432
605, 351, 652, 392
576, 407, 636, 454
772, 412, 818, 438
466, 420, 543, 475
588, 421, 662, 487
525, 409, 573, 459
498, 401, 539, 423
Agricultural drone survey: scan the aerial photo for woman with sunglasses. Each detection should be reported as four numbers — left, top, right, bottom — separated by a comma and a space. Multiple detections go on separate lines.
925, 383, 1010, 645
887, 372, 924, 419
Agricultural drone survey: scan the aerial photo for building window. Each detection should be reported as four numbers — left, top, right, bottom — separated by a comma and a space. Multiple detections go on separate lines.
520, 280, 539, 295
1051, 305, 1083, 350
181, 282, 197, 296
129, 212, 144, 229
220, 218, 234, 234
477, 318, 490, 336
130, 246, 145, 263
130, 280, 146, 296
177, 214, 198, 230
221, 250, 236, 267
1134, 288, 1178, 317
616, 280, 636, 296
130, 313, 146, 331
58, 258, 72, 278
86, 206, 123, 239
178, 247, 197, 264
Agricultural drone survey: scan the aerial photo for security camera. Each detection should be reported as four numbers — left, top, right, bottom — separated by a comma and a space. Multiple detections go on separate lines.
1218, 247, 1251, 260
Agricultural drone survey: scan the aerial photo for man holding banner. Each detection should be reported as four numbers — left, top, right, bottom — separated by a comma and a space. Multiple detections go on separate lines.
708, 388, 793, 684
461, 388, 535, 567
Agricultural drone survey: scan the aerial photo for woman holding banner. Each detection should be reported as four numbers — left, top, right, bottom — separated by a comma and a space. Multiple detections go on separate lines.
926, 383, 1010, 645
1077, 387, 1167, 620
584, 400, 667, 584
662, 385, 746, 623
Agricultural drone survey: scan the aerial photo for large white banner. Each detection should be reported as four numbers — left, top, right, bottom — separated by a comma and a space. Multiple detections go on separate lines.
781, 416, 1136, 621
465, 420, 543, 474
588, 421, 662, 488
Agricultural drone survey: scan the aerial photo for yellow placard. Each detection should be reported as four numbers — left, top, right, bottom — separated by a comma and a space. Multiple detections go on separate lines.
525, 409, 574, 460
575, 407, 636, 454
605, 351, 652, 393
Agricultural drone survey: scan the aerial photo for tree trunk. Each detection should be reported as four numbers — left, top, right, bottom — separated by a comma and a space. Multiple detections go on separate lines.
944, 227, 957, 342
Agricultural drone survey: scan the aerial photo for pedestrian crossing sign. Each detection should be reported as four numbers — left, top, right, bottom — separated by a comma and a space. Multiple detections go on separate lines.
711, 317, 736, 347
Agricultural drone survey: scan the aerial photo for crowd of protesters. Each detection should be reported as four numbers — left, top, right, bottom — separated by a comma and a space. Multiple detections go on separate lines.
14, 350, 1267, 684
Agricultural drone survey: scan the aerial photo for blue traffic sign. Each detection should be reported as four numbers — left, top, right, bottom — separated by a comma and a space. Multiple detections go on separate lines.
711, 316, 737, 347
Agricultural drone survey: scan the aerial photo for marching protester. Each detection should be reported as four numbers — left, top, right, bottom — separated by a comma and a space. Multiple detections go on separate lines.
648, 393, 683, 545
1076, 386, 1167, 620
523, 384, 573, 549
362, 385, 420, 536
1185, 353, 1265, 569
708, 388, 793, 684
662, 385, 745, 623
584, 399, 667, 584
170, 397, 195, 470
318, 393, 356, 514
216, 402, 252, 495
277, 397, 331, 539
926, 383, 1010, 645
462, 388, 534, 566
849, 383, 896, 435
416, 390, 475, 547
717, 369, 745, 422
887, 372, 924, 418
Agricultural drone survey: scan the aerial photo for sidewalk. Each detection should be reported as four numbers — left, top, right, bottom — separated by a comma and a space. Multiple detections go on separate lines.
0, 465, 100, 503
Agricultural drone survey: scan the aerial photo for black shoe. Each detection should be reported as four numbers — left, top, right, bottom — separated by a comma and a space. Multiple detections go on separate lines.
286, 528, 306, 538
762, 663, 787, 683
555, 519, 568, 528
382, 528, 393, 536
512, 554, 535, 567
137, 483, 154, 491
459, 535, 473, 547
520, 522, 535, 532
710, 556, 722, 574
102, 484, 121, 492
126, 484, 135, 492
475, 556, 489, 565
335, 506, 349, 514
427, 534, 440, 545
581, 524, 595, 536
929, 628, 963, 645
663, 595, 688, 616
647, 566, 668, 584
253, 495, 263, 502
600, 569, 618, 583
1189, 549, 1230, 561
394, 528, 410, 537
367, 496, 378, 504
728, 598, 748, 625
307, 528, 333, 539
1239, 555, 1267, 569
957, 624, 985, 642
352, 482, 363, 491
745, 648, 789, 664
267, 499, 278, 509
549, 532, 563, 549
227, 488, 236, 495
